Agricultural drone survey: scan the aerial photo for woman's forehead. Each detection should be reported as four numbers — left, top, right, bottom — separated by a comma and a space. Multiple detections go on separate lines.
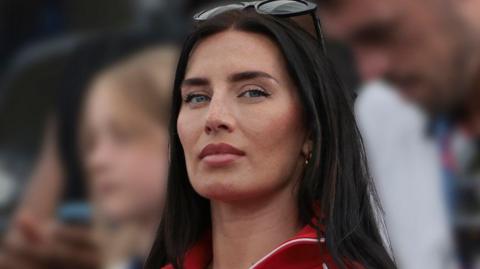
185, 30, 287, 79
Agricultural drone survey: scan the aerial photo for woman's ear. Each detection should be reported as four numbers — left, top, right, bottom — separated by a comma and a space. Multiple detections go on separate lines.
301, 131, 313, 158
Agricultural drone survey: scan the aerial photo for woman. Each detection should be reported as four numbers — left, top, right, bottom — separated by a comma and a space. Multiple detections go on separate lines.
146, 1, 396, 268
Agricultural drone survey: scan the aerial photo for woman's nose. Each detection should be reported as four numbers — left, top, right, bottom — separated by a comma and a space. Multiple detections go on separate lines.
204, 97, 234, 135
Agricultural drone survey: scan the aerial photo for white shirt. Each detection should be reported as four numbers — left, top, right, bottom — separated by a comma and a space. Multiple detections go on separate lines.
355, 81, 458, 269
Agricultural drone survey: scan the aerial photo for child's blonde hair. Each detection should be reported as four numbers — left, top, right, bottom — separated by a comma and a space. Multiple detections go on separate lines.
93, 45, 178, 125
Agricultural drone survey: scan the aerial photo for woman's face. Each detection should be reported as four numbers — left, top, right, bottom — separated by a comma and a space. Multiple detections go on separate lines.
80, 77, 168, 222
178, 30, 309, 202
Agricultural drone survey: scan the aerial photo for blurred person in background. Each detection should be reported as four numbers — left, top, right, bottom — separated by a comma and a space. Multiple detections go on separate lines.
79, 46, 177, 268
316, 0, 480, 268
0, 0, 189, 224
0, 36, 80, 233
4, 30, 166, 227
0, 0, 202, 268
0, 33, 177, 268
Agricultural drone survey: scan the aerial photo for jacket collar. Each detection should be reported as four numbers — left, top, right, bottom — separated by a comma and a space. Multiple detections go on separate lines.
165, 222, 337, 269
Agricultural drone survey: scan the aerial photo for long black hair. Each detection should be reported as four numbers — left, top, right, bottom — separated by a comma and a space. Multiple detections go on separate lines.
146, 9, 396, 269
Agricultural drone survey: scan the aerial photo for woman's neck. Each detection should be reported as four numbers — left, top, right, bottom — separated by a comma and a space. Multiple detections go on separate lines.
210, 187, 302, 269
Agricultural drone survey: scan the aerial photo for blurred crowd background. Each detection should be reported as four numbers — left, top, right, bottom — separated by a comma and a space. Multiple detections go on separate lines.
0, 0, 478, 269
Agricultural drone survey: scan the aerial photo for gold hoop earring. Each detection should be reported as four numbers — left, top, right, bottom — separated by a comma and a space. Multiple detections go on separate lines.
304, 152, 312, 166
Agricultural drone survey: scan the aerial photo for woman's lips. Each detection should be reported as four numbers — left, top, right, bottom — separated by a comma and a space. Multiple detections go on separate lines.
199, 143, 245, 167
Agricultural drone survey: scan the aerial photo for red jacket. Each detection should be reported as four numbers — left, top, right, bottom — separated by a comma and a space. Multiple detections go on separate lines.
161, 223, 345, 269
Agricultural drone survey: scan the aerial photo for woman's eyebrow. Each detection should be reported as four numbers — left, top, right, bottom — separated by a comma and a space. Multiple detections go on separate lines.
181, 71, 279, 88
181, 77, 209, 87
228, 71, 279, 84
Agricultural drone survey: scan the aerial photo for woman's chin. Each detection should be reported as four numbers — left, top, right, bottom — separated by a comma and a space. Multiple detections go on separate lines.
193, 181, 273, 204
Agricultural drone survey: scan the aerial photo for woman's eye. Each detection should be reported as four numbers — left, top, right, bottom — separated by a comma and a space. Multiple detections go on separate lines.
185, 94, 210, 104
238, 88, 270, 98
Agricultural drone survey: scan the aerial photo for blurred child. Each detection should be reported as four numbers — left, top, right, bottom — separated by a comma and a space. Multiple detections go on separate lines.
0, 45, 177, 269
78, 46, 177, 269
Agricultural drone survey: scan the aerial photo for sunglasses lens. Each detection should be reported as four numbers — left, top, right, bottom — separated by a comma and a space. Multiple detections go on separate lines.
194, 4, 245, 20
257, 0, 313, 15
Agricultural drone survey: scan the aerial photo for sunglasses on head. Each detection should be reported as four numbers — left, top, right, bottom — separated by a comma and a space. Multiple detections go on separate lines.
193, 0, 327, 53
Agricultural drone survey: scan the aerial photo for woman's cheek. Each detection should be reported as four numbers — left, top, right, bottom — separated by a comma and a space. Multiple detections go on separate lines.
177, 110, 203, 160
243, 104, 302, 149
177, 110, 192, 148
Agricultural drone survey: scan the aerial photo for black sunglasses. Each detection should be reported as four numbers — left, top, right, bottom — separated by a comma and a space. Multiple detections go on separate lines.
193, 0, 327, 53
